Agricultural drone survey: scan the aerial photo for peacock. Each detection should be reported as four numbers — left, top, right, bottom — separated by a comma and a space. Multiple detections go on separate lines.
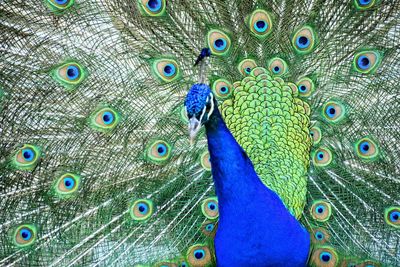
0, 0, 399, 266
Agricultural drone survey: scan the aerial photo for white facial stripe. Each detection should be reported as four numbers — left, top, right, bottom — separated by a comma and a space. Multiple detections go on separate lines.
198, 105, 207, 123
208, 93, 215, 117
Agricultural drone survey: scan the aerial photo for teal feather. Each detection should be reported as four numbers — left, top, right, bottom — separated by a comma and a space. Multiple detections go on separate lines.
0, 0, 399, 266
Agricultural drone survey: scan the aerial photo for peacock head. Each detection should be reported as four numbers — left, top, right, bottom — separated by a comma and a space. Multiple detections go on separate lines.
184, 83, 215, 143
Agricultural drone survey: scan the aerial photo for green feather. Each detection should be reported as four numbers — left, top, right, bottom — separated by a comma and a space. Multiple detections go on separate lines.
0, 0, 399, 265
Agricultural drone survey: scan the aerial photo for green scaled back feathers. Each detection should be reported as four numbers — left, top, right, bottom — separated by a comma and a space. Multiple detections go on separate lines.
0, 0, 399, 266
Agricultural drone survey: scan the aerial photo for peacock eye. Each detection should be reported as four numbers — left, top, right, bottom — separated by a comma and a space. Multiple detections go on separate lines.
297, 36, 309, 48
319, 252, 332, 262
13, 145, 41, 170
200, 151, 211, 171
90, 107, 120, 132
147, 0, 162, 11
292, 26, 316, 54
205, 223, 214, 232
208, 202, 217, 210
66, 65, 80, 80
355, 137, 379, 160
208, 29, 231, 56
163, 64, 176, 77
238, 59, 257, 76
130, 199, 154, 221
353, 51, 381, 74
322, 100, 346, 124
310, 200, 332, 222
146, 140, 172, 164
249, 9, 272, 38
153, 59, 180, 82
187, 245, 212, 266
310, 247, 338, 266
215, 80, 231, 96
214, 38, 227, 51
296, 77, 314, 97
139, 0, 166, 16
268, 57, 288, 76
156, 143, 167, 156
102, 111, 114, 125
385, 207, 400, 228
254, 20, 267, 32
54, 173, 80, 197
63, 177, 75, 189
311, 227, 330, 244
22, 148, 35, 162
313, 147, 332, 167
194, 249, 206, 260
201, 197, 219, 220
51, 61, 86, 90
354, 0, 375, 9
316, 205, 325, 214
14, 225, 37, 247
310, 126, 322, 145
358, 56, 370, 69
46, 0, 75, 11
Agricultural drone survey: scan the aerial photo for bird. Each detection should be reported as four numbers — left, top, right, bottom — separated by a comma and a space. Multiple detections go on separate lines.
0, 0, 399, 266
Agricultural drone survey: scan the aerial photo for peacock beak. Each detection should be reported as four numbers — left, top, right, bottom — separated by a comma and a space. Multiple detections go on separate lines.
188, 117, 201, 145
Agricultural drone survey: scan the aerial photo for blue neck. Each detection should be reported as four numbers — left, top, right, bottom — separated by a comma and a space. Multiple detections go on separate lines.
205, 107, 268, 203
205, 106, 310, 266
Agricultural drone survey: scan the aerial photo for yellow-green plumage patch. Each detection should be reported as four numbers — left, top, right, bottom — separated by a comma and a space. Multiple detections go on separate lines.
220, 67, 311, 218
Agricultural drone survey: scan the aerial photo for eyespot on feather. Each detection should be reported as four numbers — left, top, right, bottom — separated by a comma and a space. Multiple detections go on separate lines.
312, 147, 333, 167
187, 244, 212, 267
207, 29, 231, 56
200, 151, 211, 171
353, 51, 381, 74
310, 200, 332, 222
310, 126, 322, 145
89, 107, 120, 132
238, 59, 257, 76
13, 224, 37, 247
354, 137, 379, 160
248, 9, 272, 38
130, 199, 154, 221
12, 144, 41, 171
153, 59, 180, 82
201, 221, 217, 238
51, 61, 87, 90
292, 26, 317, 54
145, 140, 172, 164
139, 0, 166, 16
309, 246, 339, 267
268, 57, 287, 76
310, 227, 330, 244
212, 79, 233, 99
54, 173, 81, 197
297, 77, 315, 97
354, 0, 376, 10
154, 262, 178, 267
384, 207, 400, 228
322, 100, 346, 124
201, 197, 219, 220
45, 0, 75, 11
177, 258, 188, 267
